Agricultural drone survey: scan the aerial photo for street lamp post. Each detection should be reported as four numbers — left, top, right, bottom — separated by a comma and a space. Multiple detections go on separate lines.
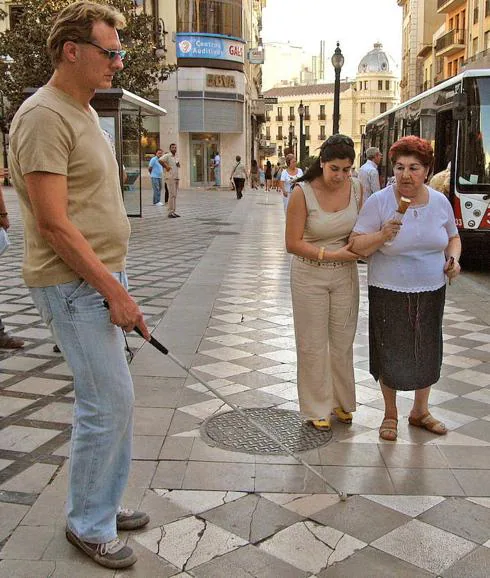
288, 124, 294, 155
298, 100, 305, 164
331, 42, 344, 135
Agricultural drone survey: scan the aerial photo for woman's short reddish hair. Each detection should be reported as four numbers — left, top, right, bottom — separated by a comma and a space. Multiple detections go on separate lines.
389, 136, 434, 168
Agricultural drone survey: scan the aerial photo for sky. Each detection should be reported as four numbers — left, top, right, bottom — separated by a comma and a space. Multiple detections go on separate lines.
261, 0, 403, 81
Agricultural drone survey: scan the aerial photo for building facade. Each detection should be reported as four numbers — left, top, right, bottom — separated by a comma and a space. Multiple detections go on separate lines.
397, 0, 445, 100
159, 0, 265, 188
262, 44, 400, 169
401, 0, 490, 94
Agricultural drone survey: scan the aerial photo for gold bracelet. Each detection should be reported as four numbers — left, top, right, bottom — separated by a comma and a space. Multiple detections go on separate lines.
318, 246, 325, 261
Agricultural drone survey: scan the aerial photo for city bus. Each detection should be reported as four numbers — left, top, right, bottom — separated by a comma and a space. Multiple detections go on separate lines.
363, 69, 490, 262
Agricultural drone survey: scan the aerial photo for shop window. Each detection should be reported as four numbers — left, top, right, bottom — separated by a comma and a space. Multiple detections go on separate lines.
177, 0, 243, 39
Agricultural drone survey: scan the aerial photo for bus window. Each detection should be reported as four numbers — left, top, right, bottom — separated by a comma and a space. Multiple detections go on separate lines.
434, 110, 454, 174
458, 77, 490, 190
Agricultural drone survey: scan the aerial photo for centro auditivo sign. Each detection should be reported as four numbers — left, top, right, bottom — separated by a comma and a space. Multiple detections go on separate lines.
176, 33, 245, 64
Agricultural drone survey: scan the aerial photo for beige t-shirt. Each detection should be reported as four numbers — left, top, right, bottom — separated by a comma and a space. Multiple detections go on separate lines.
161, 152, 180, 180
8, 86, 131, 287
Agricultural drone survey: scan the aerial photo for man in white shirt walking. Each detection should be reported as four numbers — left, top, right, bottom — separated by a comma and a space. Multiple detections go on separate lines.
161, 143, 180, 218
358, 147, 382, 201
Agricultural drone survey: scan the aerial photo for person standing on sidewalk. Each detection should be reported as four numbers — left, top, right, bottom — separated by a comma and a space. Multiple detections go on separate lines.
358, 147, 382, 202
148, 148, 164, 205
8, 2, 151, 569
0, 175, 24, 349
213, 151, 221, 187
161, 143, 180, 218
230, 155, 248, 199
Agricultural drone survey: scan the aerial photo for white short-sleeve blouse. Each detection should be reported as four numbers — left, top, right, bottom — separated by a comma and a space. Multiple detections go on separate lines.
353, 185, 459, 293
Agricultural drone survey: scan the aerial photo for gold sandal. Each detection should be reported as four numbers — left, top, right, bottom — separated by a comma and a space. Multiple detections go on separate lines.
408, 413, 447, 435
379, 418, 398, 441
309, 418, 331, 431
332, 407, 353, 424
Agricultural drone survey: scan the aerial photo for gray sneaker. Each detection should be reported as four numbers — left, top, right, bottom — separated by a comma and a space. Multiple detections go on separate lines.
65, 528, 137, 569
116, 507, 150, 531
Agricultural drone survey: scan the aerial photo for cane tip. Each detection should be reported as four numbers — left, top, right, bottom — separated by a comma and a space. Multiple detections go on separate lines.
339, 492, 348, 502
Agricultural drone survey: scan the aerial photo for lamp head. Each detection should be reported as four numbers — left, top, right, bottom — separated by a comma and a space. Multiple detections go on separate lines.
331, 42, 344, 71
298, 100, 304, 116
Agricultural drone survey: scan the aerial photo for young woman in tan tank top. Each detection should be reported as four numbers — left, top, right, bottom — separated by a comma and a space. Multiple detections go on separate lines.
285, 135, 363, 431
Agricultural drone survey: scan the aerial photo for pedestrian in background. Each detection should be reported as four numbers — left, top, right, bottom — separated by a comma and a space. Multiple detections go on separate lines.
429, 162, 451, 197
265, 160, 273, 191
250, 159, 259, 189
351, 136, 461, 442
161, 143, 180, 218
280, 154, 303, 211
273, 162, 282, 190
286, 135, 361, 431
358, 146, 382, 202
8, 1, 150, 569
230, 155, 248, 199
213, 150, 221, 186
0, 174, 24, 349
148, 148, 163, 205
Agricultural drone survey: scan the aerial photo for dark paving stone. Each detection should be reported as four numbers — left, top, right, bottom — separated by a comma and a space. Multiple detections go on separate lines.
318, 546, 434, 578
418, 497, 490, 544
201, 494, 304, 543
439, 445, 490, 469
442, 546, 490, 578
191, 544, 310, 578
437, 397, 490, 418
455, 420, 490, 443
310, 495, 411, 543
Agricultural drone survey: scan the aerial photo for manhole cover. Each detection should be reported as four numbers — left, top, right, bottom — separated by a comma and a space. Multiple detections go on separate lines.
201, 408, 332, 455
206, 230, 239, 235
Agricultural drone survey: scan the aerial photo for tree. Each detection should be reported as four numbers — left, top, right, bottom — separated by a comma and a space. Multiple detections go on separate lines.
0, 0, 176, 126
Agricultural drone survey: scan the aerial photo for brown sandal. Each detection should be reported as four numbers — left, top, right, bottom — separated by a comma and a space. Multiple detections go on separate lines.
408, 413, 447, 435
379, 418, 398, 441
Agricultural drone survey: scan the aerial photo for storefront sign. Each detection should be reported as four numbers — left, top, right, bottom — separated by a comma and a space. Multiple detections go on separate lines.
247, 48, 264, 64
176, 33, 245, 64
206, 74, 236, 89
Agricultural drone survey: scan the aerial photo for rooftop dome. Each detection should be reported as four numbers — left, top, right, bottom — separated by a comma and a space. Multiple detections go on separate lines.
358, 42, 397, 74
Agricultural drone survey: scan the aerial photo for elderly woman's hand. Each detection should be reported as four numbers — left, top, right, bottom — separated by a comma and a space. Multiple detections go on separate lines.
380, 219, 402, 242
444, 257, 461, 282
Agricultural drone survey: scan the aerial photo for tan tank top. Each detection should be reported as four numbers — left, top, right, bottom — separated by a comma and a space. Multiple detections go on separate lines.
298, 179, 361, 252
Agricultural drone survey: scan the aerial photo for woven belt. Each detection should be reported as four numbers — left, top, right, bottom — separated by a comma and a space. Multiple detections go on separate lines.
296, 256, 351, 268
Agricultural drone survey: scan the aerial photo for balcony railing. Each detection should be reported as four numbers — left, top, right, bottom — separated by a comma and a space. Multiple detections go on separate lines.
435, 29, 465, 55
275, 115, 283, 121
318, 113, 326, 120
305, 134, 310, 141
437, 0, 466, 13
288, 114, 295, 121
303, 114, 310, 121
318, 134, 326, 141
275, 134, 283, 141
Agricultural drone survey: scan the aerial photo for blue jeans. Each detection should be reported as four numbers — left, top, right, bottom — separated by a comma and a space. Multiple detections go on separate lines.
30, 272, 134, 543
214, 166, 221, 186
151, 177, 162, 204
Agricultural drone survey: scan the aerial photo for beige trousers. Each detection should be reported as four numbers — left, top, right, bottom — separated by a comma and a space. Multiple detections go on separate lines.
291, 258, 359, 420
166, 178, 179, 213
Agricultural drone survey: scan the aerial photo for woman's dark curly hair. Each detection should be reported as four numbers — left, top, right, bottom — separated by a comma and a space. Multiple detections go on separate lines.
297, 134, 355, 183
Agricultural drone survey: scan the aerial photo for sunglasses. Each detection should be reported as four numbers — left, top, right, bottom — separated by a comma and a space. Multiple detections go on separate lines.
323, 135, 354, 147
82, 40, 127, 60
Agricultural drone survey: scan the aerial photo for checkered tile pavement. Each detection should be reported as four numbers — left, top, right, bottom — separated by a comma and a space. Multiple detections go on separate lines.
0, 186, 489, 576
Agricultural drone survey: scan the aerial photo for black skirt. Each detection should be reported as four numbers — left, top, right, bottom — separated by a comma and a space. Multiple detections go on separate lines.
368, 285, 446, 391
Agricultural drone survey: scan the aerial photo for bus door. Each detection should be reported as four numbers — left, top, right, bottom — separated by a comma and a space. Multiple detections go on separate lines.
434, 109, 454, 175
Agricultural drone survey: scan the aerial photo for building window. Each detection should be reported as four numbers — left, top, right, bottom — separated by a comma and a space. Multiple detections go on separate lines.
319, 104, 326, 120
486, 31, 490, 50
474, 5, 479, 24
265, 127, 270, 140
380, 102, 387, 114
177, 0, 243, 39
359, 82, 362, 91
288, 106, 295, 121
277, 126, 283, 139
378, 80, 383, 91
276, 107, 283, 121
360, 102, 366, 114
473, 36, 479, 55
385, 80, 390, 90
9, 4, 24, 28
319, 125, 326, 140
304, 105, 310, 120
360, 124, 365, 135
305, 126, 310, 140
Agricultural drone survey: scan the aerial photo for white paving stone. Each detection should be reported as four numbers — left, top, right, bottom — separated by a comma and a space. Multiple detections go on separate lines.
371, 519, 477, 575
258, 521, 365, 574
178, 399, 229, 419
363, 495, 446, 517
192, 361, 251, 378
134, 516, 247, 570
153, 489, 246, 514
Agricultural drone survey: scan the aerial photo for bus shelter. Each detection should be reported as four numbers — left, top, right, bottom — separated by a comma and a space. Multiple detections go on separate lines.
92, 88, 167, 217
